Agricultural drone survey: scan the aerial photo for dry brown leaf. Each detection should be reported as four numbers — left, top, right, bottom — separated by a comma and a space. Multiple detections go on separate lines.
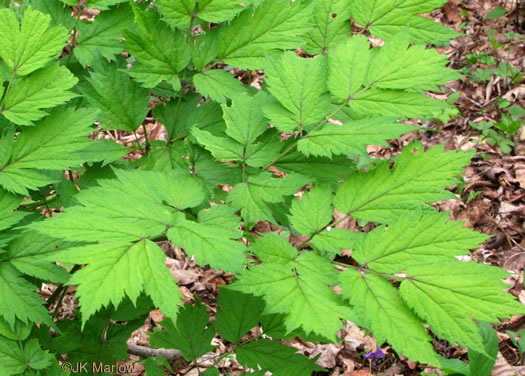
491, 352, 525, 376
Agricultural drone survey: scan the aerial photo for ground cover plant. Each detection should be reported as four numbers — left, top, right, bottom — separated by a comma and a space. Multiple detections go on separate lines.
0, 0, 523, 375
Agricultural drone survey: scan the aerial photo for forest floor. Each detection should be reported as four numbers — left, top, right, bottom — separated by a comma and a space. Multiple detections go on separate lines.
47, 1, 525, 375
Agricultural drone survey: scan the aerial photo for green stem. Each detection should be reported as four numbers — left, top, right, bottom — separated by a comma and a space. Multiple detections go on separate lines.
331, 260, 407, 282
65, 5, 83, 66
167, 16, 196, 144
0, 70, 16, 112
262, 82, 375, 170
142, 123, 150, 154
297, 212, 352, 249
18, 196, 59, 210
45, 264, 82, 308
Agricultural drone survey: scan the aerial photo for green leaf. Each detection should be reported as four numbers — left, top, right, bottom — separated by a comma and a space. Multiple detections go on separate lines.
192, 29, 218, 71
275, 151, 355, 183
31, 170, 205, 323
289, 186, 333, 237
1, 63, 78, 126
468, 323, 498, 376
0, 7, 68, 76
5, 232, 70, 283
0, 317, 32, 341
400, 261, 525, 353
73, 138, 128, 166
0, 263, 53, 327
59, 0, 127, 10
61, 239, 183, 325
202, 369, 220, 376
231, 245, 349, 341
217, 0, 313, 69
223, 92, 269, 146
227, 171, 309, 225
168, 211, 246, 273
153, 96, 224, 140
80, 58, 149, 131
297, 117, 416, 158
251, 233, 297, 264
367, 36, 462, 91
339, 269, 439, 365
0, 338, 53, 375
334, 144, 473, 223
191, 127, 244, 162
327, 35, 371, 101
326, 35, 458, 116
484, 7, 506, 20
29, 0, 76, 30
304, 0, 352, 55
198, 0, 258, 23
215, 288, 264, 344
197, 204, 243, 238
150, 300, 215, 362
236, 339, 322, 376
263, 52, 332, 133
33, 169, 206, 243
49, 311, 142, 366
156, 0, 195, 29
193, 69, 247, 103
0, 189, 22, 215
348, 88, 451, 118
351, 0, 460, 44
125, 3, 191, 89
243, 131, 282, 167
74, 4, 133, 66
311, 228, 365, 255
144, 357, 173, 376
0, 106, 96, 195
352, 212, 490, 273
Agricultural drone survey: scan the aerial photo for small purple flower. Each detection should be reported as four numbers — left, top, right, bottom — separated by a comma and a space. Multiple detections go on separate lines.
364, 348, 386, 366
364, 348, 385, 359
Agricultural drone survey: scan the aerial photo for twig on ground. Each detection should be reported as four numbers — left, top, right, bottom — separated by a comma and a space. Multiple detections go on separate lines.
127, 343, 182, 362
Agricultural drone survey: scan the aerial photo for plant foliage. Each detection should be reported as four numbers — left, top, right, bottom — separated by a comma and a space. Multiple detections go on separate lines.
0, 0, 522, 375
